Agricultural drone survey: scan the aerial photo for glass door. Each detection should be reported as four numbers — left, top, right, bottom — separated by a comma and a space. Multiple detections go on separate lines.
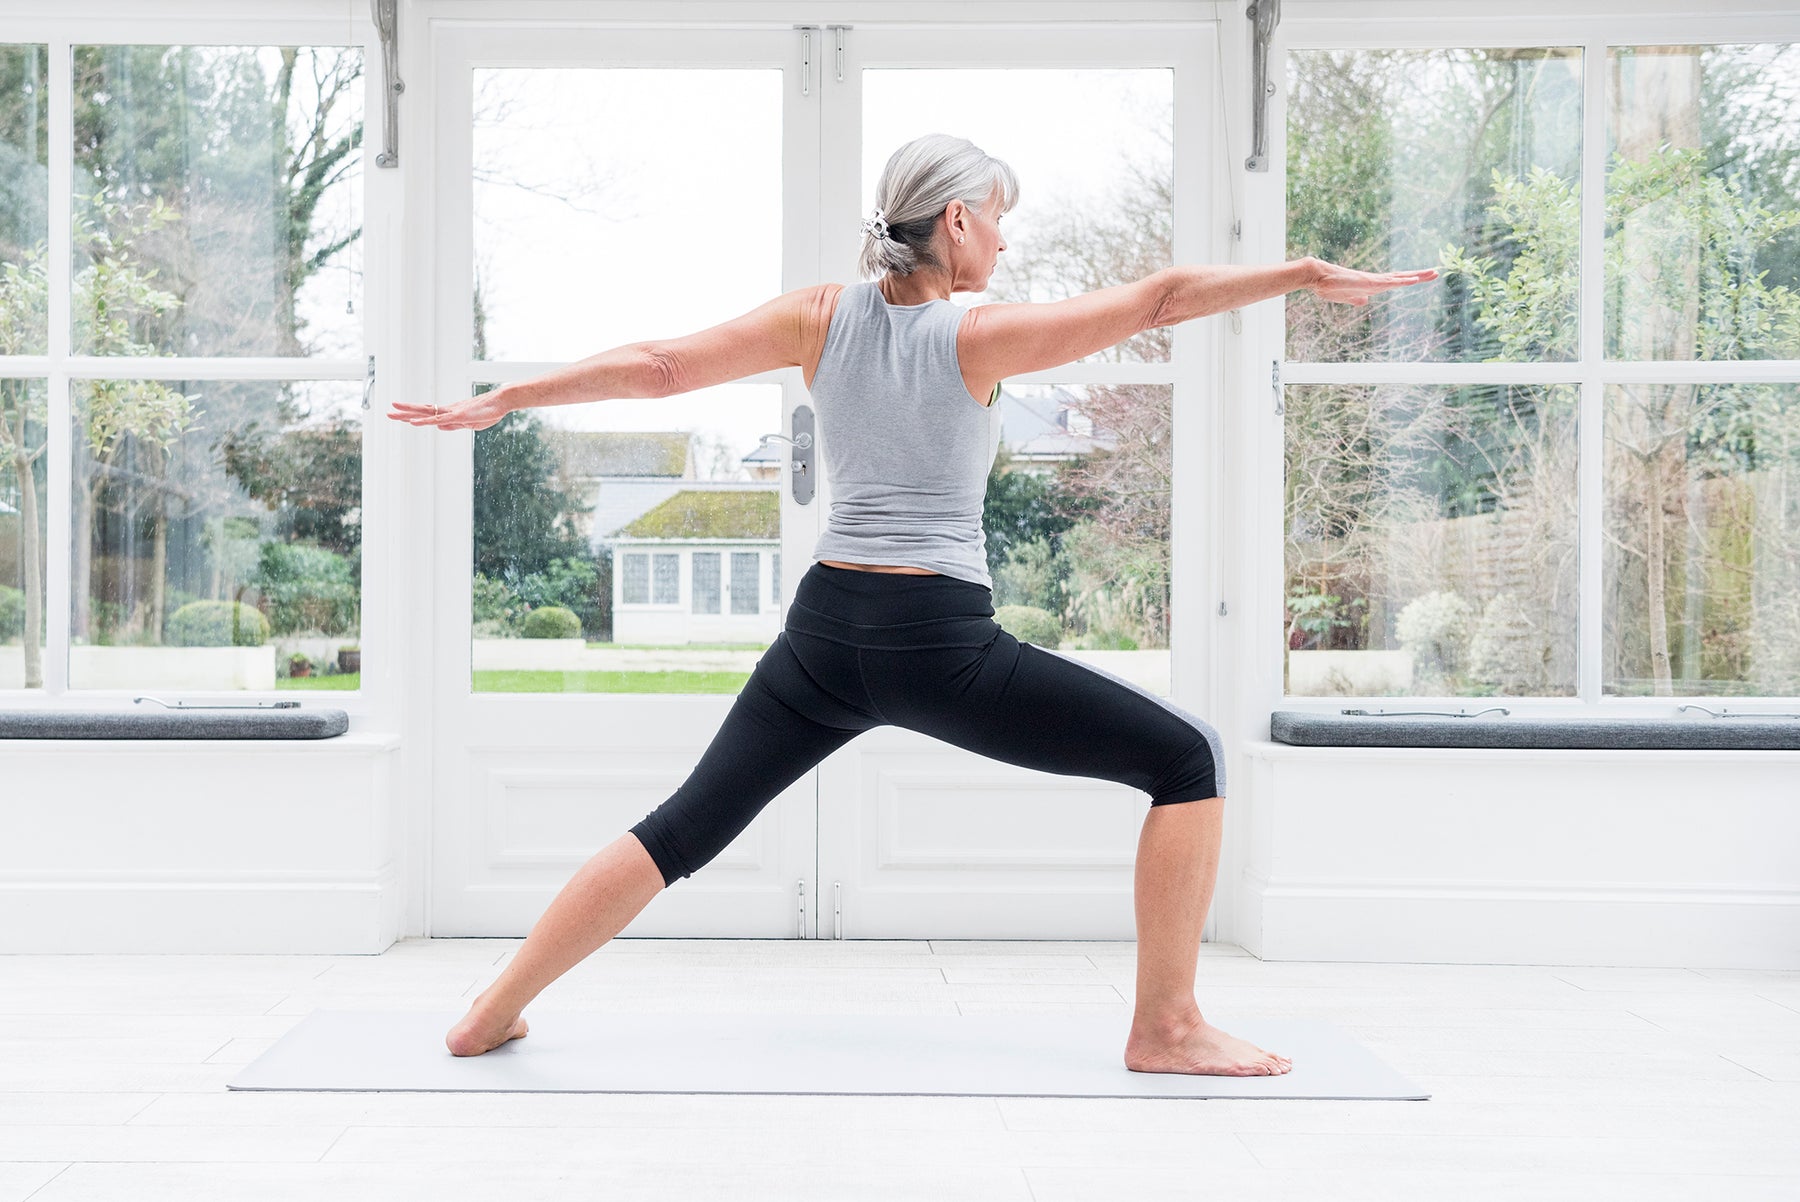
427, 18, 1219, 939
428, 25, 820, 934
813, 22, 1219, 937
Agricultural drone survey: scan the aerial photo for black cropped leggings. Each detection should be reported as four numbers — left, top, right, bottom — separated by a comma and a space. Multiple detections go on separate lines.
630, 561, 1225, 888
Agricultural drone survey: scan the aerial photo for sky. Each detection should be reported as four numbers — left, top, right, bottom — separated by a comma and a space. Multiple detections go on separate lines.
460, 64, 1174, 470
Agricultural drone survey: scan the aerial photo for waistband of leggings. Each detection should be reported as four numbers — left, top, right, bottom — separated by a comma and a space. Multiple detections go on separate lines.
788, 562, 998, 649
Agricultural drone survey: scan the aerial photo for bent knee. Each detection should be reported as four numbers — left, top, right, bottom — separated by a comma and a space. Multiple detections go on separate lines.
1147, 728, 1224, 806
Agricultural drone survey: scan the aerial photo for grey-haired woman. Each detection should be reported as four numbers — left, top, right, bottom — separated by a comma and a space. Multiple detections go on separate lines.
393, 133, 1434, 1077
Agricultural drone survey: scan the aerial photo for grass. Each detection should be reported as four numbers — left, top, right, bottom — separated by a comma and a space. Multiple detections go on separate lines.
277, 670, 753, 694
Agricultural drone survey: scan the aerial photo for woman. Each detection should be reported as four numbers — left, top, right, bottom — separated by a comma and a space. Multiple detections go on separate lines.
391, 133, 1435, 1077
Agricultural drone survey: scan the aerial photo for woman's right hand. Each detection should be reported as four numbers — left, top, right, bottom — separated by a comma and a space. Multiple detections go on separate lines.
1305, 256, 1439, 306
387, 387, 517, 432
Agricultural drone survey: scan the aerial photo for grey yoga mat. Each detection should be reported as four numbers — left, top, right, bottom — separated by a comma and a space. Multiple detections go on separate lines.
229, 1010, 1429, 1101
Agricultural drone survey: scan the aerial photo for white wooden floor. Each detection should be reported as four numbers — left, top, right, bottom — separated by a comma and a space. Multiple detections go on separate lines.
3, 938, 1797, 1201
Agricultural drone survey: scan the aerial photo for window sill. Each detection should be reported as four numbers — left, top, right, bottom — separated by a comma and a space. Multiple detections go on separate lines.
0, 706, 390, 744
1268, 710, 1800, 751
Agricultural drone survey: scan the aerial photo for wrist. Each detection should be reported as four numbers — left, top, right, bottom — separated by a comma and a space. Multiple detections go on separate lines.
494, 382, 529, 412
1293, 256, 1323, 290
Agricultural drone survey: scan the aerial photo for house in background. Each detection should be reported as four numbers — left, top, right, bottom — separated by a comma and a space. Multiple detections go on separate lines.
556, 388, 1113, 644
993, 386, 1118, 475
609, 487, 781, 645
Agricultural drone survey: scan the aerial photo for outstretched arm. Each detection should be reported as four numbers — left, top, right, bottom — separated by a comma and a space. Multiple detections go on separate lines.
389, 287, 818, 432
956, 258, 1438, 387
1152, 257, 1437, 326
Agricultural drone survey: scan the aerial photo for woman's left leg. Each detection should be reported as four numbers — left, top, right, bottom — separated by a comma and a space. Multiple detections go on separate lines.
862, 631, 1289, 1076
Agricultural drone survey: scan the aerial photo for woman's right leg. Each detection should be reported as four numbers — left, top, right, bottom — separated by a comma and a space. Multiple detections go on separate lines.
447, 632, 874, 1055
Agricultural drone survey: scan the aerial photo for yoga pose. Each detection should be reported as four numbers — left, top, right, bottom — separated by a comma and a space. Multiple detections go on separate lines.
391, 133, 1435, 1076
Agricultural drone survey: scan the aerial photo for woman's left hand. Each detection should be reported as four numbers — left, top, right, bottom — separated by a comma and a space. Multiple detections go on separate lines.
388, 389, 515, 432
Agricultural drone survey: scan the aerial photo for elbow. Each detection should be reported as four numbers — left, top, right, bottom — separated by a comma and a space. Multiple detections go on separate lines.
1143, 266, 1183, 331
637, 342, 685, 398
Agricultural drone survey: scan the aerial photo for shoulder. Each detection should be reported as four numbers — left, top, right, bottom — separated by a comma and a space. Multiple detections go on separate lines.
798, 281, 853, 365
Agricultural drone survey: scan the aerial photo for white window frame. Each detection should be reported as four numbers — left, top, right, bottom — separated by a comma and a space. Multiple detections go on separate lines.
0, 2, 389, 717
1271, 1, 1800, 719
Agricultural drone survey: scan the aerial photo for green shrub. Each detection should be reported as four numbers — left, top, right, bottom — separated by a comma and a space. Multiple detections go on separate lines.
253, 542, 358, 635
993, 604, 1062, 649
0, 584, 23, 641
166, 600, 271, 647
472, 571, 528, 631
520, 605, 581, 639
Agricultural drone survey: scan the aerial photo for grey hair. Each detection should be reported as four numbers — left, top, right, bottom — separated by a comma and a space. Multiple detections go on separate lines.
858, 133, 1020, 281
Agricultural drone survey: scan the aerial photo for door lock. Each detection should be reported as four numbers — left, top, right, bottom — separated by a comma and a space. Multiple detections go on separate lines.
757, 404, 815, 504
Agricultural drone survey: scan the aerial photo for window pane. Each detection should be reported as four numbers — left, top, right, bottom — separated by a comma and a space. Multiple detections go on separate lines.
652, 552, 678, 604
691, 551, 719, 615
864, 68, 1174, 363
621, 553, 647, 604
472, 68, 780, 362
68, 379, 362, 690
1604, 383, 1800, 695
0, 379, 49, 690
71, 46, 363, 357
0, 46, 49, 356
1607, 45, 1800, 361
730, 550, 759, 615
1285, 384, 1579, 698
470, 67, 784, 695
470, 397, 606, 675
1287, 48, 1583, 363
986, 383, 1173, 694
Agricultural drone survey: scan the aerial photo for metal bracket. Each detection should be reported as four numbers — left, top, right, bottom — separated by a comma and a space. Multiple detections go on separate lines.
1245, 0, 1281, 171
793, 25, 819, 97
135, 695, 300, 710
1271, 359, 1283, 416
371, 0, 403, 167
362, 354, 375, 410
825, 25, 851, 83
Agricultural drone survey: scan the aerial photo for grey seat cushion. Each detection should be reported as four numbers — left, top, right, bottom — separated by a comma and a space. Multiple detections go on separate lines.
1270, 711, 1800, 750
0, 708, 350, 740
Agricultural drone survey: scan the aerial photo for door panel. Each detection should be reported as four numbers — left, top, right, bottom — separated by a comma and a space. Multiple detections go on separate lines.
430, 26, 820, 935
429, 21, 1218, 940
816, 25, 1216, 937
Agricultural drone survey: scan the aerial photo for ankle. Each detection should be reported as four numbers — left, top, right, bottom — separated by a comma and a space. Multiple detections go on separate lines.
471, 986, 523, 1022
1131, 1000, 1205, 1034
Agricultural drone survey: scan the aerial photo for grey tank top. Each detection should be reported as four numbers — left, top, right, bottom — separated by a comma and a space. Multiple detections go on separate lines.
808, 280, 1005, 589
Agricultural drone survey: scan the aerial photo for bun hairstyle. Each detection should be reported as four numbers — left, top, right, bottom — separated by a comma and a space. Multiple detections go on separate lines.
858, 133, 1020, 281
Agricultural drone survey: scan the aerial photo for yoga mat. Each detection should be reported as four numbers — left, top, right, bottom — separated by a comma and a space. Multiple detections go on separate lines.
229, 1010, 1429, 1101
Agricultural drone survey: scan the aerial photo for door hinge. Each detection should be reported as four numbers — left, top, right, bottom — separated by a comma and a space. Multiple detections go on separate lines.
797, 878, 806, 938
833, 881, 843, 939
1271, 358, 1284, 416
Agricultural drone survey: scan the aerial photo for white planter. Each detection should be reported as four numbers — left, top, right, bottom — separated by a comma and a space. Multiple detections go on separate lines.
470, 637, 591, 671
1286, 649, 1414, 696
0, 645, 277, 691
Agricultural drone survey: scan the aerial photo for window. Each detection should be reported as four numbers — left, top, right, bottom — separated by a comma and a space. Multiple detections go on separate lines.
691, 551, 720, 614
730, 551, 759, 615
1282, 38, 1800, 704
621, 553, 648, 605
1, 39, 364, 699
652, 552, 679, 605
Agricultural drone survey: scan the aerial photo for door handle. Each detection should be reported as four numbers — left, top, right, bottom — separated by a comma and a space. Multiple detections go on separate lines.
756, 404, 815, 504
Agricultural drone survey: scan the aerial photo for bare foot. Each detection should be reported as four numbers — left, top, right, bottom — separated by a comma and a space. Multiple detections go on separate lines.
445, 1002, 529, 1057
1124, 1013, 1292, 1076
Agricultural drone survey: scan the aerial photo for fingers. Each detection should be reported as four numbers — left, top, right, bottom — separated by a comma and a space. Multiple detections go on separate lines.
387, 402, 457, 427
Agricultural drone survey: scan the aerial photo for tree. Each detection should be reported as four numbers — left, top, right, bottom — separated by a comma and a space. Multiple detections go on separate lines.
471, 407, 592, 587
